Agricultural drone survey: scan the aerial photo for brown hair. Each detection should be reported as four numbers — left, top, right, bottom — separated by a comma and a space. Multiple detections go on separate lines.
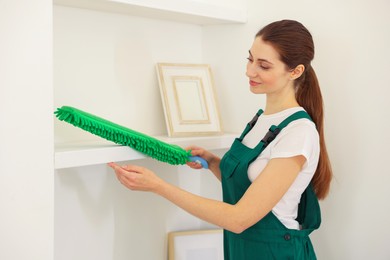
256, 20, 332, 199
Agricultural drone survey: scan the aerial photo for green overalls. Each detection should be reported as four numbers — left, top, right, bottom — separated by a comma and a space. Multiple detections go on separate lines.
220, 109, 321, 260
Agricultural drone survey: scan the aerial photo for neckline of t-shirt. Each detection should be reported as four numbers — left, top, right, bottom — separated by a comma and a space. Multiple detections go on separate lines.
260, 107, 305, 120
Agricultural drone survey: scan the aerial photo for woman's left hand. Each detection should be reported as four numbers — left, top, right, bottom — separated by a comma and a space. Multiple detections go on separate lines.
108, 162, 162, 192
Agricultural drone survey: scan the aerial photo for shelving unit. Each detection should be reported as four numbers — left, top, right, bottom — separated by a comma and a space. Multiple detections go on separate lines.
53, 0, 246, 170
52, 2, 246, 259
53, 0, 247, 25
55, 133, 237, 169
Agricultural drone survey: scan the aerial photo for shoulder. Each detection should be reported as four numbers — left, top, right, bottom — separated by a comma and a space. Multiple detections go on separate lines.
270, 118, 319, 160
275, 118, 319, 146
282, 118, 318, 137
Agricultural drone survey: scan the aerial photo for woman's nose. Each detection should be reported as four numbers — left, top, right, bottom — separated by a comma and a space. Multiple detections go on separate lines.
246, 63, 257, 78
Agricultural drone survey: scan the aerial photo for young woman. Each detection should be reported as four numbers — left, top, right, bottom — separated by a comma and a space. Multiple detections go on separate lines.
109, 20, 332, 259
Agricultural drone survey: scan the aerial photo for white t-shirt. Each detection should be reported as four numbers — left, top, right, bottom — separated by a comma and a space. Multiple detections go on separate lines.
241, 107, 320, 230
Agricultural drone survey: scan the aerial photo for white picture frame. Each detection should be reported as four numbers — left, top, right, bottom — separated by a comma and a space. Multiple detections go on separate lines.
168, 229, 223, 260
156, 63, 223, 137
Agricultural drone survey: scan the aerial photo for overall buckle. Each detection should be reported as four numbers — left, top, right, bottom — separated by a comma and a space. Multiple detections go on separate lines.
261, 126, 281, 148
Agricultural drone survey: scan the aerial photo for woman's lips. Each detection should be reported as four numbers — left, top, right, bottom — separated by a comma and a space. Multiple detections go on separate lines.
249, 80, 261, 87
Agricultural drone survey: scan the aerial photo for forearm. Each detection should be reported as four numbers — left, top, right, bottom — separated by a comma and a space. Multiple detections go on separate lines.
208, 156, 222, 181
154, 180, 243, 233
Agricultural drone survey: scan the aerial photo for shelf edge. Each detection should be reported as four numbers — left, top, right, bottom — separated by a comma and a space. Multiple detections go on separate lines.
55, 133, 237, 169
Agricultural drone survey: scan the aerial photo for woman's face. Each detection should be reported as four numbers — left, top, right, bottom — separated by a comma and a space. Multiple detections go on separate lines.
246, 37, 293, 95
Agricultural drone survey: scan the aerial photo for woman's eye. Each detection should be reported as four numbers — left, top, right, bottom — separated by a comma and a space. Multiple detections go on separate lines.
247, 57, 270, 70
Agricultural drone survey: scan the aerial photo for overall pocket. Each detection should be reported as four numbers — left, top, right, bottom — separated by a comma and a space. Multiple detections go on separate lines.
220, 153, 240, 179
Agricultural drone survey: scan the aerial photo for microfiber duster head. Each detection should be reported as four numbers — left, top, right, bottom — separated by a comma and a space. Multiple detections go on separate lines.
55, 106, 192, 165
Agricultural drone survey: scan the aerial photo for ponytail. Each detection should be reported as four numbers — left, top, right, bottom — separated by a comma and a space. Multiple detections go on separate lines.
297, 67, 333, 200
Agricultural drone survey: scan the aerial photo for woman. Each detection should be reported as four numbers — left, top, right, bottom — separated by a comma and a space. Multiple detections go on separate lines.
109, 20, 332, 259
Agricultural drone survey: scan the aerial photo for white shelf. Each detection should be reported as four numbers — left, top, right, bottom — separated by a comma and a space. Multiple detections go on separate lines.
53, 0, 247, 25
55, 133, 237, 169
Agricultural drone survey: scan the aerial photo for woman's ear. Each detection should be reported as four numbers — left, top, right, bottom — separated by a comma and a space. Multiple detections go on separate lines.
290, 64, 305, 80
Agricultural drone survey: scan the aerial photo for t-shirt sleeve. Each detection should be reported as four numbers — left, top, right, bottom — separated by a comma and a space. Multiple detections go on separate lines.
270, 120, 319, 162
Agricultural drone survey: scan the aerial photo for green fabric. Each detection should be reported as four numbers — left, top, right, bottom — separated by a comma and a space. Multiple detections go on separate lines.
54, 106, 191, 165
220, 109, 321, 259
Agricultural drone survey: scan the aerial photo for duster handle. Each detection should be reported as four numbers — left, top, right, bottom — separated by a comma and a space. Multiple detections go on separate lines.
188, 156, 209, 169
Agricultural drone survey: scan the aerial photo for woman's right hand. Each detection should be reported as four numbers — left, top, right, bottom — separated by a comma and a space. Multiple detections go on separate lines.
186, 146, 220, 171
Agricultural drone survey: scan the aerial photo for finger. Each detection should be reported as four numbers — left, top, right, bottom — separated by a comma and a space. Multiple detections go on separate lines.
121, 164, 144, 173
188, 149, 201, 156
107, 162, 115, 168
116, 170, 133, 185
115, 170, 122, 179
185, 145, 201, 152
107, 162, 121, 171
186, 162, 202, 169
108, 163, 129, 180
108, 163, 133, 174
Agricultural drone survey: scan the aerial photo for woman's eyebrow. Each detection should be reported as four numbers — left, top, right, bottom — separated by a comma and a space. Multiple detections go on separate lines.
248, 50, 274, 65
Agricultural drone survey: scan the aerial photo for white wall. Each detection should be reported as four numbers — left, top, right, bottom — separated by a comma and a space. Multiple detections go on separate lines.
203, 0, 390, 259
0, 1, 54, 260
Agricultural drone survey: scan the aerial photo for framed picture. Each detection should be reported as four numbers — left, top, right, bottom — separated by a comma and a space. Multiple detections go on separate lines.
168, 229, 223, 260
156, 63, 223, 137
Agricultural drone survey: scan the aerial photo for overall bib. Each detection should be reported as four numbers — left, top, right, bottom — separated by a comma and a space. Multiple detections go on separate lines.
220, 109, 321, 260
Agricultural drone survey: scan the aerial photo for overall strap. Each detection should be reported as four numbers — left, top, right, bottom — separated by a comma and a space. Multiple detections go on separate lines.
258, 110, 312, 149
238, 109, 264, 140
278, 110, 312, 129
